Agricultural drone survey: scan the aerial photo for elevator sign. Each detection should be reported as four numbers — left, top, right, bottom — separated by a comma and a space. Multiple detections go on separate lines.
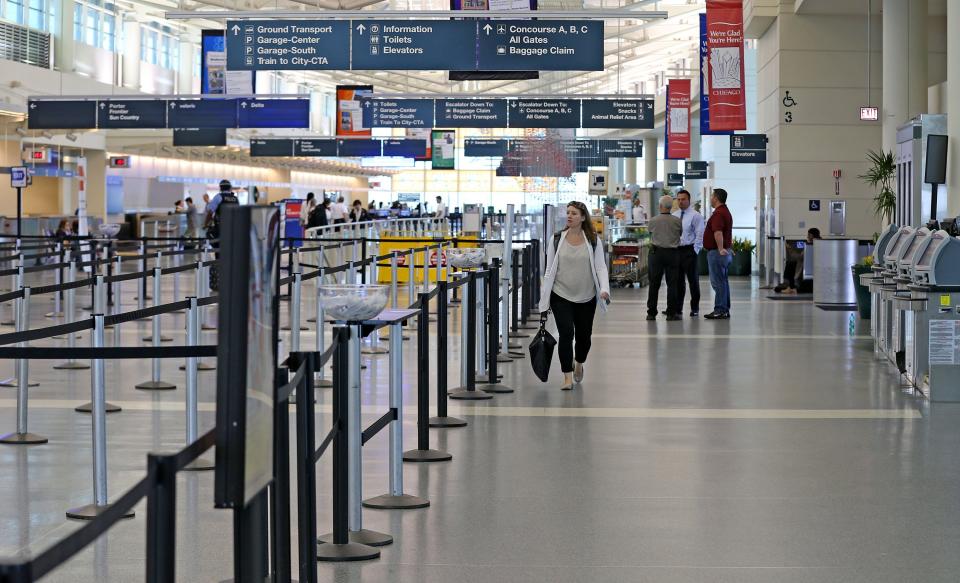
226, 21, 351, 71
351, 20, 475, 70
476, 21, 603, 71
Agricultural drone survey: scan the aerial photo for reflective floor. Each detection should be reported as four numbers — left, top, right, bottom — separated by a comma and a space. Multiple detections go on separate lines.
1, 270, 957, 583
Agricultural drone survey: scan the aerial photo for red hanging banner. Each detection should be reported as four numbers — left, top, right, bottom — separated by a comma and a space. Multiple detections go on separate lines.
666, 79, 691, 160
706, 0, 747, 131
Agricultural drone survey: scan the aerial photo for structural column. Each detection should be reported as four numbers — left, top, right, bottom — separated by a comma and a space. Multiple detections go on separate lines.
624, 157, 637, 184
54, 0, 76, 73
177, 35, 196, 95
948, 0, 960, 215
122, 17, 142, 91
643, 137, 658, 184
881, 0, 927, 153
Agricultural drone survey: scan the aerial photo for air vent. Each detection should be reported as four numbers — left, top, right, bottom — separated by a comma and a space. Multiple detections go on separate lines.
0, 21, 51, 69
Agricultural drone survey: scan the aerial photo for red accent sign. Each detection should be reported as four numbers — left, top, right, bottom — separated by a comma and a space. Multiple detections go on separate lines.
706, 0, 747, 131
666, 79, 691, 159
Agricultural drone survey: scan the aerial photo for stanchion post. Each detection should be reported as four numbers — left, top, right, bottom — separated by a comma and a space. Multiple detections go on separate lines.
76, 276, 122, 413
0, 287, 47, 444
54, 259, 90, 370
314, 269, 332, 388
136, 267, 176, 390
403, 294, 453, 462
450, 273, 497, 399
509, 248, 528, 338
290, 271, 302, 350
437, 274, 480, 412
183, 297, 213, 470
145, 452, 177, 583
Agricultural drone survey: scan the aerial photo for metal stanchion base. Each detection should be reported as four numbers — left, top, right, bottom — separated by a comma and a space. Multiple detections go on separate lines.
448, 388, 493, 400
318, 529, 393, 547
66, 503, 135, 521
74, 402, 122, 413
201, 323, 217, 331
481, 384, 514, 394
315, 375, 333, 388
429, 416, 468, 428
45, 311, 64, 318
141, 335, 174, 342
182, 457, 215, 471
315, 542, 380, 562
307, 317, 317, 323
509, 331, 530, 338
179, 361, 216, 371
0, 378, 39, 387
0, 432, 48, 445
362, 493, 430, 510
53, 361, 91, 370
0, 320, 15, 326
496, 354, 514, 363
135, 381, 177, 391
474, 374, 502, 384
507, 351, 525, 359
402, 448, 452, 463
280, 325, 309, 331
360, 345, 389, 355
507, 342, 523, 350
518, 323, 538, 330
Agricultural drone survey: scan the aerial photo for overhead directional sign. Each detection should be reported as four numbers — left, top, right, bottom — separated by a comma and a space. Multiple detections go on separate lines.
436, 99, 508, 128
464, 138, 509, 157
251, 139, 295, 157
361, 98, 434, 128
382, 138, 427, 158
667, 172, 685, 186
97, 100, 167, 129
581, 99, 654, 129
337, 138, 381, 157
226, 20, 350, 71
28, 100, 97, 130
168, 100, 238, 129
729, 133, 768, 164
598, 140, 643, 157
684, 160, 708, 179
173, 128, 227, 147
351, 20, 475, 70
510, 99, 581, 128
293, 139, 338, 157
476, 21, 604, 71
238, 98, 310, 129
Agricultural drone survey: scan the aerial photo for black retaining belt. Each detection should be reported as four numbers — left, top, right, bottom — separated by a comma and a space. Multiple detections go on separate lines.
0, 345, 217, 359
0, 319, 93, 346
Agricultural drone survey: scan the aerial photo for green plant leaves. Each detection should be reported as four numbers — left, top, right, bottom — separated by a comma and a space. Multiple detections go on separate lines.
859, 149, 896, 222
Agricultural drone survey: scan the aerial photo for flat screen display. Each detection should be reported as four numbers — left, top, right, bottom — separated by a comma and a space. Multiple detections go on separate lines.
336, 85, 373, 137
925, 134, 947, 185
431, 129, 456, 170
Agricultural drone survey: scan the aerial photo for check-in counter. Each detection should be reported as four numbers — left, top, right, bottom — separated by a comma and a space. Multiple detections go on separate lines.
812, 238, 872, 307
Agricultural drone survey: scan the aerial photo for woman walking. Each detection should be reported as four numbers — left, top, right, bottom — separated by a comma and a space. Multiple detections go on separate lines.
539, 201, 610, 390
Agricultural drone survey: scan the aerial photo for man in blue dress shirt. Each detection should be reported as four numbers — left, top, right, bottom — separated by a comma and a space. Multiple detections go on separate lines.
673, 189, 706, 317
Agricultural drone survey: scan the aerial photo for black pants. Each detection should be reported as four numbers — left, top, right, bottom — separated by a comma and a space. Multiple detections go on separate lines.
550, 293, 597, 373
783, 259, 798, 288
647, 246, 680, 316
676, 246, 700, 313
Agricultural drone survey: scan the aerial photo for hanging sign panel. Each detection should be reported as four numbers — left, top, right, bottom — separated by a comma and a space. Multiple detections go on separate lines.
382, 138, 427, 158
464, 138, 509, 157
168, 100, 238, 129
97, 100, 167, 129
510, 99, 581, 128
28, 100, 97, 130
435, 99, 509, 128
729, 134, 767, 163
581, 99, 654, 129
597, 140, 643, 157
250, 139, 295, 157
665, 79, 691, 159
350, 20, 476, 70
293, 139, 338, 157
337, 139, 382, 157
475, 21, 604, 71
225, 21, 351, 71
706, 0, 747, 131
173, 128, 227, 147
699, 13, 731, 136
685, 160, 708, 178
361, 98, 435, 128
238, 98, 310, 129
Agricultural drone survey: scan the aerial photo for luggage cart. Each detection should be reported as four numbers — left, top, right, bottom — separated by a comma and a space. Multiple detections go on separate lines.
609, 239, 647, 288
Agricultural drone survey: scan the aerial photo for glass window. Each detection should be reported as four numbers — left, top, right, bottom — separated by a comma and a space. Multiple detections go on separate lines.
73, 2, 82, 41
102, 12, 114, 51
5, 0, 23, 23
27, 0, 43, 30
83, 6, 98, 46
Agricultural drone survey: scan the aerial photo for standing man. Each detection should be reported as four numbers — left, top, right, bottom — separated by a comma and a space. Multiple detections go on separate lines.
674, 189, 705, 317
331, 196, 348, 224
646, 195, 682, 321
703, 188, 734, 320
435, 195, 448, 220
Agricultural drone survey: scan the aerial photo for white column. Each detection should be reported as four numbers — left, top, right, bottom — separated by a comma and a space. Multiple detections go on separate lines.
643, 137, 658, 184
54, 0, 76, 73
624, 157, 638, 184
882, 0, 927, 152
662, 158, 678, 183
948, 0, 960, 215
177, 36, 195, 95
122, 18, 142, 91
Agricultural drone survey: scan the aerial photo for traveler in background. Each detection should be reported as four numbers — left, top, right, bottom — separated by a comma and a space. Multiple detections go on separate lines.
368, 201, 377, 212
184, 197, 202, 241
704, 188, 734, 320
539, 201, 610, 390
300, 192, 318, 231
674, 189, 705, 317
308, 198, 330, 229
331, 196, 348, 224
646, 195, 682, 320
350, 199, 370, 222
55, 219, 76, 252
173, 199, 185, 214
631, 198, 648, 224
775, 227, 821, 295
205, 179, 239, 291
435, 195, 448, 220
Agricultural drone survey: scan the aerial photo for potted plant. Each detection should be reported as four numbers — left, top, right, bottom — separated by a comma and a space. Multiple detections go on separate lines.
859, 150, 896, 225
851, 255, 874, 319
729, 237, 756, 276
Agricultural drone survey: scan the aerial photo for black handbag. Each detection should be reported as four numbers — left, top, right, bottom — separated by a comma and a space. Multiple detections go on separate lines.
528, 313, 556, 383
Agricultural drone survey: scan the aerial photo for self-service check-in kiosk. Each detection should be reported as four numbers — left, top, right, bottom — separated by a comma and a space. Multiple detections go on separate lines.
891, 232, 960, 401
874, 227, 914, 359
891, 229, 938, 387
888, 228, 932, 369
861, 224, 899, 354
875, 227, 931, 365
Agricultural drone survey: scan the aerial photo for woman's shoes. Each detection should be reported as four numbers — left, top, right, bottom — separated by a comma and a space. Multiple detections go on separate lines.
560, 375, 574, 390
573, 362, 584, 383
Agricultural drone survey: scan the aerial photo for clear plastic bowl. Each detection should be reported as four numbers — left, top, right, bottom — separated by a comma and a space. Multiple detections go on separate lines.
318, 285, 389, 321
447, 247, 486, 268
95, 223, 121, 239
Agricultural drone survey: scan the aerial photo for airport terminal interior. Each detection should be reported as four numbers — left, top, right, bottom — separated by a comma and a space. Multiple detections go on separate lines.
0, 0, 959, 582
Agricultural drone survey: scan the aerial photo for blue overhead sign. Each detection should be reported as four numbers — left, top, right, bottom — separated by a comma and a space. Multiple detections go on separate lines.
173, 128, 227, 147
238, 98, 310, 129
435, 99, 508, 128
337, 139, 381, 157
382, 139, 427, 158
28, 100, 97, 130
509, 99, 581, 128
351, 20, 475, 71
730, 134, 768, 164
597, 140, 643, 157
361, 98, 434, 128
168, 100, 238, 129
581, 100, 654, 129
251, 139, 295, 157
475, 21, 603, 71
97, 100, 167, 129
225, 21, 350, 71
464, 138, 508, 157
293, 139, 338, 157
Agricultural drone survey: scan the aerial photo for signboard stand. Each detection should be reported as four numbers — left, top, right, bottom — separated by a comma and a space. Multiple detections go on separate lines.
10, 167, 28, 240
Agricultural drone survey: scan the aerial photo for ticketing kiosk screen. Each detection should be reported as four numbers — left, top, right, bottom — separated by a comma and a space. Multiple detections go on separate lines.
917, 237, 942, 268
885, 230, 911, 263
901, 236, 926, 264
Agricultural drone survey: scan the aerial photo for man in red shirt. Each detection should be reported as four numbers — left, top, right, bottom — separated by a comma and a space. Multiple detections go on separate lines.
703, 188, 733, 319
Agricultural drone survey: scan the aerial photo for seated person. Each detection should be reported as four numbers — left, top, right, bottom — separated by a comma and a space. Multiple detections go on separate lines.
775, 228, 821, 294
